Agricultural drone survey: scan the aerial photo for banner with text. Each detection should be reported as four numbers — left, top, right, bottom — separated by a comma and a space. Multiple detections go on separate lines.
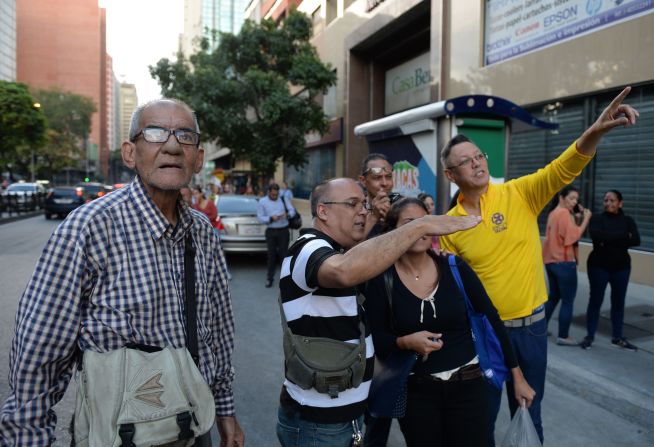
484, 0, 654, 65
385, 52, 432, 115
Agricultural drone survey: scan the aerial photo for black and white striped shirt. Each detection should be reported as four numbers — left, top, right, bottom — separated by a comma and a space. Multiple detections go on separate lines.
279, 229, 375, 423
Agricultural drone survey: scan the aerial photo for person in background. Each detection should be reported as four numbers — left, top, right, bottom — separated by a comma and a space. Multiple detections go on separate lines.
365, 198, 534, 446
258, 183, 295, 288
581, 190, 641, 351
439, 87, 638, 445
359, 153, 395, 238
418, 193, 440, 251
542, 185, 592, 346
0, 99, 244, 445
192, 185, 219, 228
277, 178, 482, 447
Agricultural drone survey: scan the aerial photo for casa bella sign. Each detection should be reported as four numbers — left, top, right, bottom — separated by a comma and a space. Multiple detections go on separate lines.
384, 52, 432, 115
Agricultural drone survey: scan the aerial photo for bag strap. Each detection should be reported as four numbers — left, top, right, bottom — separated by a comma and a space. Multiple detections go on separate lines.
447, 255, 475, 314
184, 234, 200, 366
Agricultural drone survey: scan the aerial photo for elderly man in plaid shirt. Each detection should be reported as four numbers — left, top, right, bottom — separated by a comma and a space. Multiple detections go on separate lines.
0, 99, 244, 446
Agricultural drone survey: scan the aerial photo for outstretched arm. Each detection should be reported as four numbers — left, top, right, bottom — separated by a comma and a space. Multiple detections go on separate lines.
317, 214, 481, 288
577, 86, 639, 156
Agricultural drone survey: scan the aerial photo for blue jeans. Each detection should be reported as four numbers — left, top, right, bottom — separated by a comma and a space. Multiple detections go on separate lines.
488, 316, 547, 446
586, 266, 631, 340
277, 406, 364, 447
545, 262, 578, 338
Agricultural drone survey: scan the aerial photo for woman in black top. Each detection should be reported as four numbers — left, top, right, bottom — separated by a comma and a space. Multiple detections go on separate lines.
580, 190, 640, 351
365, 198, 534, 447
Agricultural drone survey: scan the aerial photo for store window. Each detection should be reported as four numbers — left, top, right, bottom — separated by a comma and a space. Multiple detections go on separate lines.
284, 145, 336, 199
507, 85, 654, 251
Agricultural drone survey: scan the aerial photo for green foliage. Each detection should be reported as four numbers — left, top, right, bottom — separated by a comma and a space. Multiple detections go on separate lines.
33, 88, 97, 175
150, 10, 336, 176
0, 81, 47, 174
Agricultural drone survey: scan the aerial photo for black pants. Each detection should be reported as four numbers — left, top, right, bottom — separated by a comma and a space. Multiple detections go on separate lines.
399, 375, 489, 447
266, 227, 289, 281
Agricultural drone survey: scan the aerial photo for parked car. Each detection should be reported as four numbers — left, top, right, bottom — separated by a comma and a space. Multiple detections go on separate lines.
216, 194, 267, 253
44, 186, 86, 219
76, 182, 110, 201
1, 182, 47, 211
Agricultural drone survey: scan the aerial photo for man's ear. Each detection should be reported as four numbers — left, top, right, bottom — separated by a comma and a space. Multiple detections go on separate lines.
122, 141, 136, 170
443, 168, 456, 184
194, 147, 205, 174
315, 203, 329, 222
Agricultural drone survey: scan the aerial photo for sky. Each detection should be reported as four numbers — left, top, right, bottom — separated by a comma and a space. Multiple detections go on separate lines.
101, 0, 184, 105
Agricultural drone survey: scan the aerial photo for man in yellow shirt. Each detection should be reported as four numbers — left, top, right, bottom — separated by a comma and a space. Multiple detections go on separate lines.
440, 87, 639, 446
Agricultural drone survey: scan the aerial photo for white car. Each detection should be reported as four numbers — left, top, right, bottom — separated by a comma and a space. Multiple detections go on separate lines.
2, 182, 47, 211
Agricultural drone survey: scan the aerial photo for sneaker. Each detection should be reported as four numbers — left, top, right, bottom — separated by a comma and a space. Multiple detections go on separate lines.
265, 279, 273, 288
580, 337, 593, 350
556, 337, 578, 346
612, 338, 638, 351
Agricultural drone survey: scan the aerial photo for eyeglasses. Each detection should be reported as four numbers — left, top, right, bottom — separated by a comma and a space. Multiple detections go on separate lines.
362, 166, 393, 177
321, 200, 372, 213
132, 126, 201, 147
446, 152, 488, 170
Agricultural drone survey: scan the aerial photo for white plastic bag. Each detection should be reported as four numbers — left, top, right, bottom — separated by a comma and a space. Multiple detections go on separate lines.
500, 405, 542, 447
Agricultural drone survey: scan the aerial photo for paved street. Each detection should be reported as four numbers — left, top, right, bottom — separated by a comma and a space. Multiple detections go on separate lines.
1, 216, 653, 446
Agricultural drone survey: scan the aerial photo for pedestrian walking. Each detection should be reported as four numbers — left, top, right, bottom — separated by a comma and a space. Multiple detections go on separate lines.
543, 185, 592, 346
581, 190, 641, 351
258, 183, 295, 288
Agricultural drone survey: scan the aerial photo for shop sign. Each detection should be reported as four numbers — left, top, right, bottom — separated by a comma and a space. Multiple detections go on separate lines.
392, 160, 421, 197
485, 0, 654, 65
385, 52, 432, 115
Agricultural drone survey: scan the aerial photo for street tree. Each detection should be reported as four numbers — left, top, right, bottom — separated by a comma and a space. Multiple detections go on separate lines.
32, 88, 96, 179
0, 81, 47, 180
150, 10, 337, 177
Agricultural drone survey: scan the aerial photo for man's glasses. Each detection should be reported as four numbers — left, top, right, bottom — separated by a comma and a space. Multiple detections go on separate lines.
446, 152, 488, 170
321, 200, 372, 213
132, 126, 201, 147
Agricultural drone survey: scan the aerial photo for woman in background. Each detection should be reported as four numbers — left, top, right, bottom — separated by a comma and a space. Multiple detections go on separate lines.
542, 185, 591, 346
581, 190, 640, 351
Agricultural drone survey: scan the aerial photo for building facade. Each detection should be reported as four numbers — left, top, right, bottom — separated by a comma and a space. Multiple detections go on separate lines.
247, 0, 654, 281
182, 0, 249, 55
16, 0, 110, 180
118, 83, 138, 146
0, 0, 16, 81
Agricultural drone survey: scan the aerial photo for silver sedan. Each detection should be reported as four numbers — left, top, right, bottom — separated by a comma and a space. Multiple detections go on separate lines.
216, 194, 268, 253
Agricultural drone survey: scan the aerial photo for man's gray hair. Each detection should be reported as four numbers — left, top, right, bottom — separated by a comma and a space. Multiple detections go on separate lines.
128, 99, 200, 142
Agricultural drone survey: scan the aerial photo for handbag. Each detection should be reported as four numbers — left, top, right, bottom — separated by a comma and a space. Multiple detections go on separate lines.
367, 270, 418, 418
282, 196, 302, 229
448, 255, 509, 390
72, 236, 215, 447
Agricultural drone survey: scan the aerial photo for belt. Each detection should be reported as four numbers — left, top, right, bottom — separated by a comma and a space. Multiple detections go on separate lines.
503, 307, 545, 328
411, 364, 483, 383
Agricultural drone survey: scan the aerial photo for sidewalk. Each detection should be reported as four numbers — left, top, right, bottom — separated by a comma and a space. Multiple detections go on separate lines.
0, 209, 42, 225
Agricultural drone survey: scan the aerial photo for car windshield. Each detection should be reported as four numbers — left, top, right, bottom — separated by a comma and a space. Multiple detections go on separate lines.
78, 184, 103, 194
218, 196, 259, 214
7, 184, 35, 192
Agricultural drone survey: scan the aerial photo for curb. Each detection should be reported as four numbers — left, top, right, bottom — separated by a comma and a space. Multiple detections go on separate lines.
0, 210, 42, 225
547, 353, 654, 430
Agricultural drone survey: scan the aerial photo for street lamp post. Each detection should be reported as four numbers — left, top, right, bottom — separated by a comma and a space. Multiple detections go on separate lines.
32, 102, 41, 183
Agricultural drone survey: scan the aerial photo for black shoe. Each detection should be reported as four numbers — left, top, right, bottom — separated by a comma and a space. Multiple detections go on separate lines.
580, 337, 593, 350
265, 279, 273, 288
612, 338, 638, 351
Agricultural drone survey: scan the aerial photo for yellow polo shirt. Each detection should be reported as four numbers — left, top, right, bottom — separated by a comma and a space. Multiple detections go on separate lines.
441, 142, 592, 320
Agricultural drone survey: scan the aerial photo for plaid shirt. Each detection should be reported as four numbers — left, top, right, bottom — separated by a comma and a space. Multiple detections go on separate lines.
0, 177, 235, 445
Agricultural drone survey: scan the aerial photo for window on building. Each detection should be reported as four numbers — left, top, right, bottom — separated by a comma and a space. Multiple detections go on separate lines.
284, 145, 336, 199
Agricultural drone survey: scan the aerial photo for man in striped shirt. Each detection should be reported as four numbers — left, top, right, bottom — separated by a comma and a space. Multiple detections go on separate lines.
277, 178, 481, 446
0, 99, 244, 446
